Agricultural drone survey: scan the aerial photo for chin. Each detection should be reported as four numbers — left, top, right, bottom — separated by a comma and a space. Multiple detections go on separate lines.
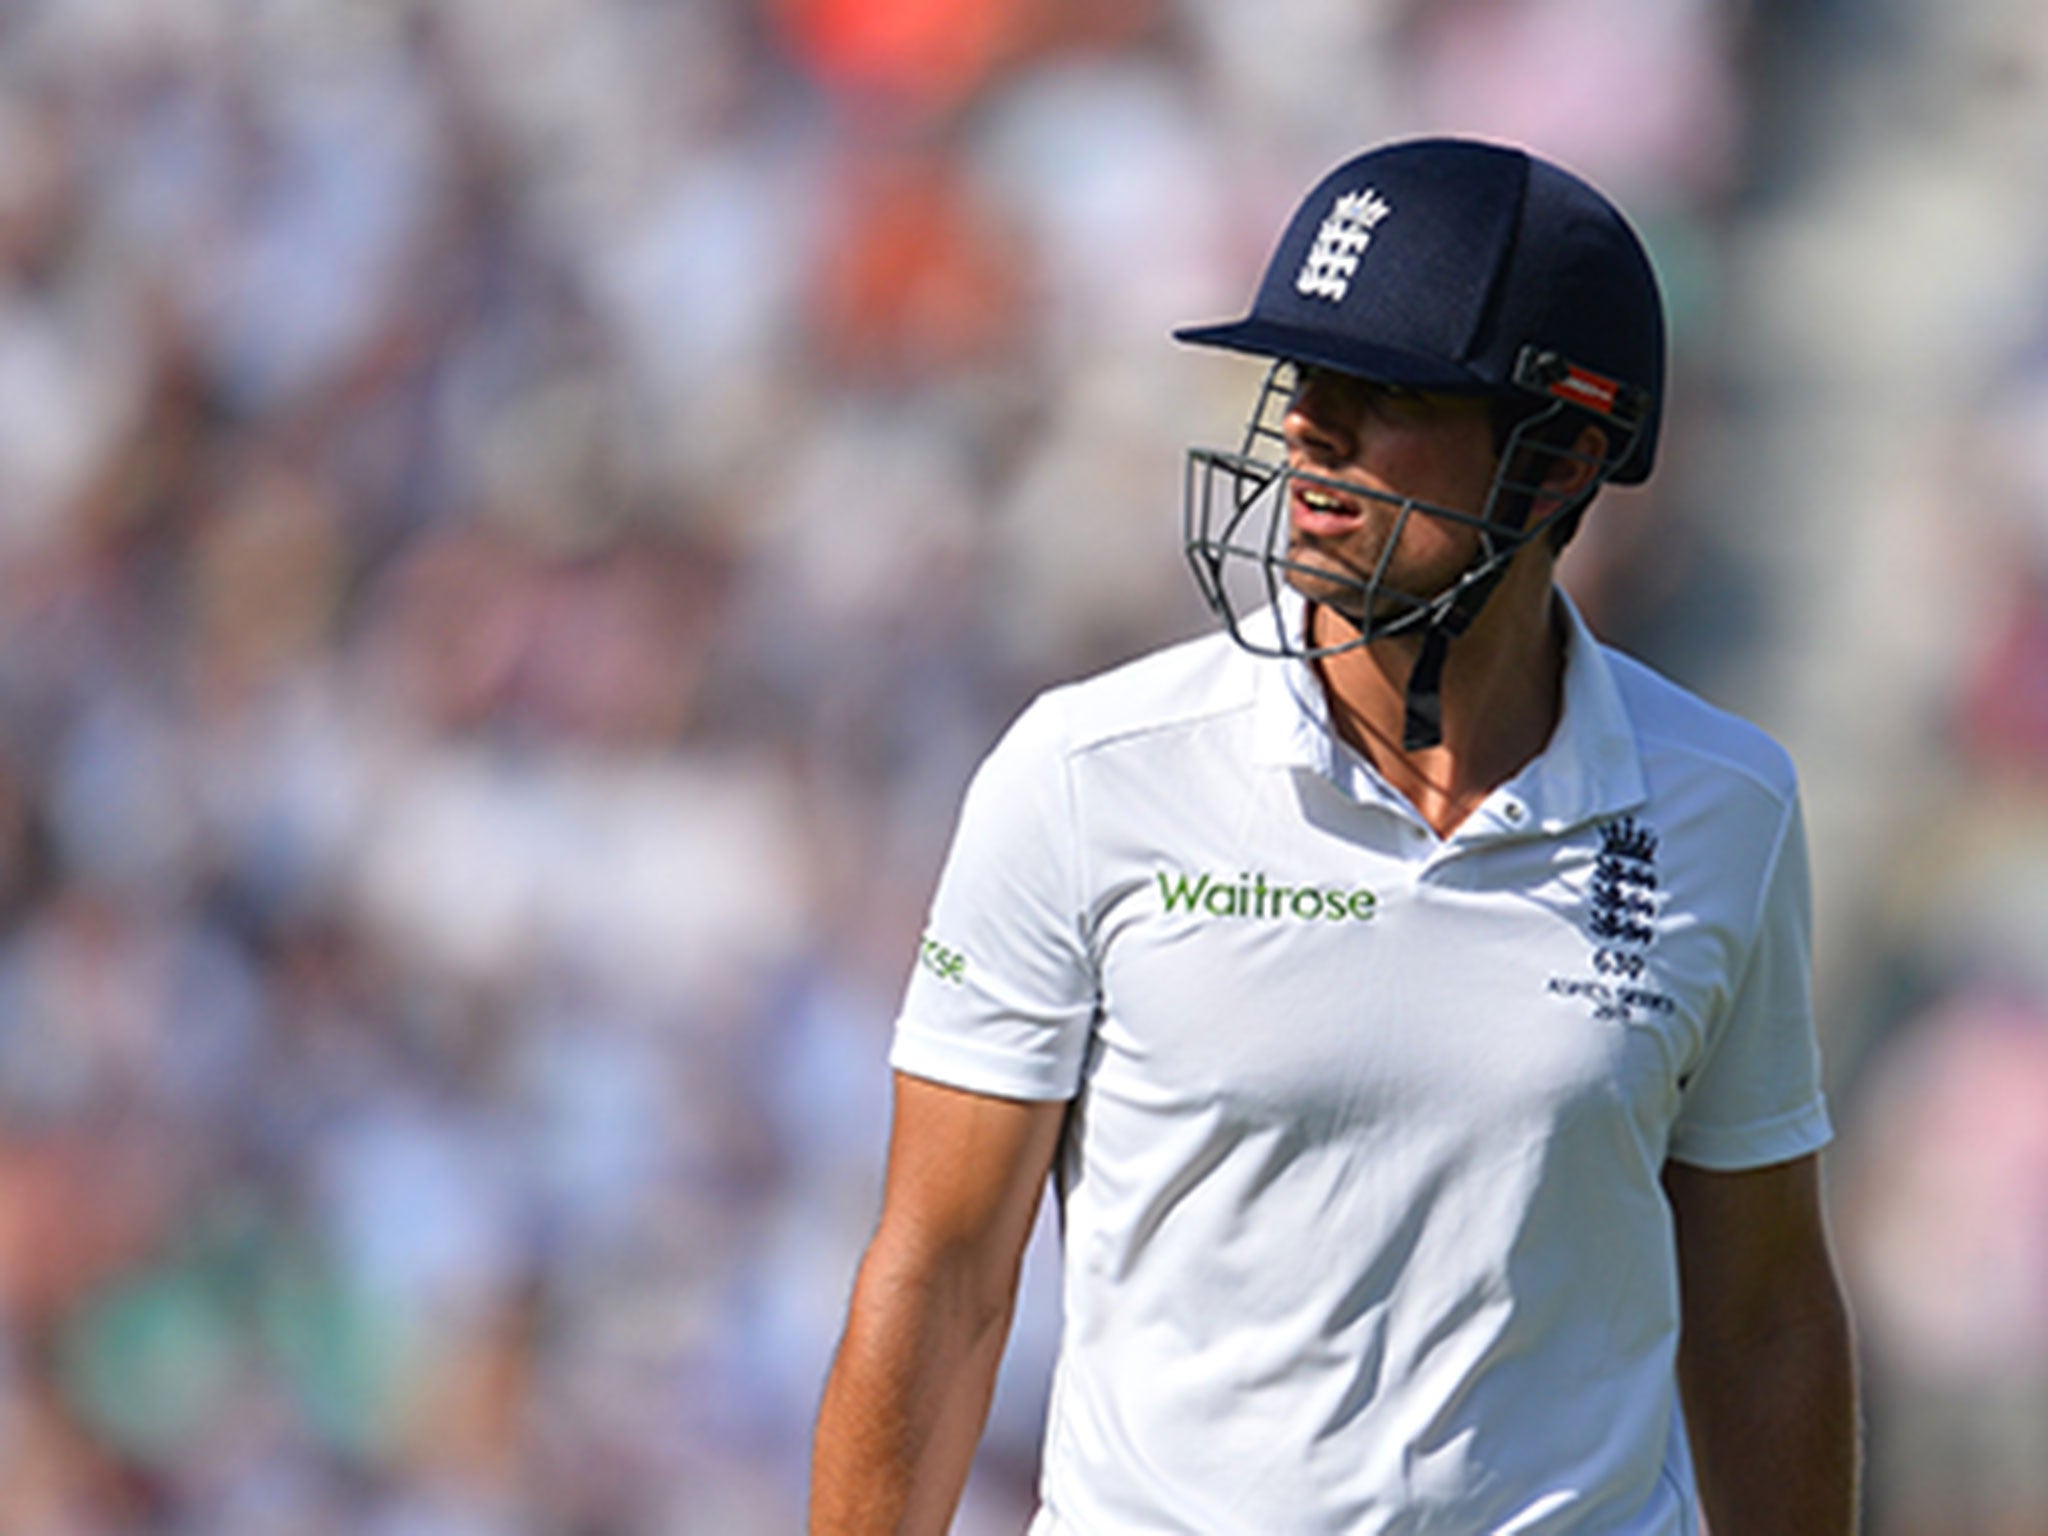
1287, 565, 1442, 642
1282, 565, 1361, 613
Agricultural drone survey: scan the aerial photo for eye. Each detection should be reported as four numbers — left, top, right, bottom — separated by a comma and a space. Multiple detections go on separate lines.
1289, 363, 1338, 397
1366, 383, 1433, 414
1290, 365, 1380, 411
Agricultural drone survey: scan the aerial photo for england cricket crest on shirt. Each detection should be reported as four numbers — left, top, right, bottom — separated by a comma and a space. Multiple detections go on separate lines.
1545, 816, 1678, 1026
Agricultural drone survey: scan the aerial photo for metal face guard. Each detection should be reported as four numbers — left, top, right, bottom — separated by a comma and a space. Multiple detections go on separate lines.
1180, 360, 1641, 663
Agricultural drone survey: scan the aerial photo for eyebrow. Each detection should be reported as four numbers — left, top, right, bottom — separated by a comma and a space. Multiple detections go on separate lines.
1295, 366, 1437, 406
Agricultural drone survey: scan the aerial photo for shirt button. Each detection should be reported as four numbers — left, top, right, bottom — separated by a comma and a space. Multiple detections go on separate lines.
1504, 802, 1526, 823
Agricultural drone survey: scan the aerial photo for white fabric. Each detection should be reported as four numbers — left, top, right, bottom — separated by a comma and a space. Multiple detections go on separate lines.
891, 594, 1830, 1534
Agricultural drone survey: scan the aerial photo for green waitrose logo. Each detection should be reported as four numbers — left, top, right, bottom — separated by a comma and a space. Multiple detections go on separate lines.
1157, 868, 1378, 923
918, 933, 968, 984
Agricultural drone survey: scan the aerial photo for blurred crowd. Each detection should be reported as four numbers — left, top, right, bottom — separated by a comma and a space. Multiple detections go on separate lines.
0, 0, 2039, 1532
1735, 8, 2048, 1534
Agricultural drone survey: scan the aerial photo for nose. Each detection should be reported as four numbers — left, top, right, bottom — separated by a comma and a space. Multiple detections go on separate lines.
1281, 371, 1355, 466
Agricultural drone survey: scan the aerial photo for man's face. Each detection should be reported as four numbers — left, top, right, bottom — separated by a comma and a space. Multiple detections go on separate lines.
1277, 365, 1501, 625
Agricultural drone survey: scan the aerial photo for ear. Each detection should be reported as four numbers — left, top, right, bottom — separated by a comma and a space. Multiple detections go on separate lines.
1532, 422, 1610, 516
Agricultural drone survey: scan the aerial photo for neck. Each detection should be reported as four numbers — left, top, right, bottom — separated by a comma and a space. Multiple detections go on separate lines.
1309, 558, 1567, 837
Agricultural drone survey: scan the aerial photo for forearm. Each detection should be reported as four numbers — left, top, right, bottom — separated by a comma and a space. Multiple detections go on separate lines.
810, 1244, 1017, 1535
1679, 1296, 1860, 1535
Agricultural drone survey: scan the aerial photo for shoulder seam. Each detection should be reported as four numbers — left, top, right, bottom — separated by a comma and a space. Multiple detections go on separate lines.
1631, 722, 1795, 807
1600, 649, 1795, 807
1057, 693, 1257, 760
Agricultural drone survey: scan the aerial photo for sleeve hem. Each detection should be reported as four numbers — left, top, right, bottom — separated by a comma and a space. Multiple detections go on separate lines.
1667, 1094, 1833, 1171
890, 1020, 1083, 1103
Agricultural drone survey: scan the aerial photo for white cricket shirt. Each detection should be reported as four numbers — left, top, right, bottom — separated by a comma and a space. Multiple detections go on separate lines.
891, 593, 1831, 1534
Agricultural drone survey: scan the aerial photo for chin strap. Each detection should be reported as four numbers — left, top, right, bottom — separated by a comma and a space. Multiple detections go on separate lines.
1400, 626, 1454, 751
1396, 550, 1521, 751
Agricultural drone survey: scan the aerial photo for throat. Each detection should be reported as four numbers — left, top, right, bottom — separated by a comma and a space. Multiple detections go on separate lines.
1324, 691, 1498, 838
1309, 597, 1567, 838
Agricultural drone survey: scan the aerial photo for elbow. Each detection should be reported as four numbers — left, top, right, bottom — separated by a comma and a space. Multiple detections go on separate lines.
851, 1220, 1027, 1348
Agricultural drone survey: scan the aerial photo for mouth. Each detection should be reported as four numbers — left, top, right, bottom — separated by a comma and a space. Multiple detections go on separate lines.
1289, 478, 1365, 538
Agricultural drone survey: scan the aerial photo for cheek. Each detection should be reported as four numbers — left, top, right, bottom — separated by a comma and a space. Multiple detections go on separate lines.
1369, 423, 1498, 520
1388, 462, 1496, 535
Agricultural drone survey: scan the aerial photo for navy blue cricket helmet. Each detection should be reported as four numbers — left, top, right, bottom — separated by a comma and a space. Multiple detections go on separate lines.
1174, 137, 1668, 748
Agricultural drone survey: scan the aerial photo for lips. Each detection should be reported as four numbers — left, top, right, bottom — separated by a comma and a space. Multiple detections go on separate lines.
1290, 479, 1365, 537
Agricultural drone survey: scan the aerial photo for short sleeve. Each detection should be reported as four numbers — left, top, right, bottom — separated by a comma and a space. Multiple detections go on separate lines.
889, 691, 1098, 1101
1667, 792, 1833, 1170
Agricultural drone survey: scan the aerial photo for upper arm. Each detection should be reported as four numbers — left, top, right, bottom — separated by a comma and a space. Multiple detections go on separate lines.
864, 1072, 1068, 1305
1663, 1153, 1845, 1343
813, 1080, 1066, 1533
1663, 1155, 1861, 1532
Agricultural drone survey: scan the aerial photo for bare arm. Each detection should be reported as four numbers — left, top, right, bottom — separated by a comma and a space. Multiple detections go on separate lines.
1663, 1153, 1860, 1535
810, 1073, 1068, 1535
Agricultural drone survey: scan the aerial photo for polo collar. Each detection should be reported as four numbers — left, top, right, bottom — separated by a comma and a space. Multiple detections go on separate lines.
1248, 590, 1342, 777
1514, 590, 1648, 833
1247, 589, 1647, 833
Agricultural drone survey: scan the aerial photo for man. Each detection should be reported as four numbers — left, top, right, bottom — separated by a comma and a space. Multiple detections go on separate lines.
811, 137, 1858, 1534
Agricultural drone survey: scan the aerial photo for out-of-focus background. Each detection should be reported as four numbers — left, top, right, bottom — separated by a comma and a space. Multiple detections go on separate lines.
0, 1, 2043, 1532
